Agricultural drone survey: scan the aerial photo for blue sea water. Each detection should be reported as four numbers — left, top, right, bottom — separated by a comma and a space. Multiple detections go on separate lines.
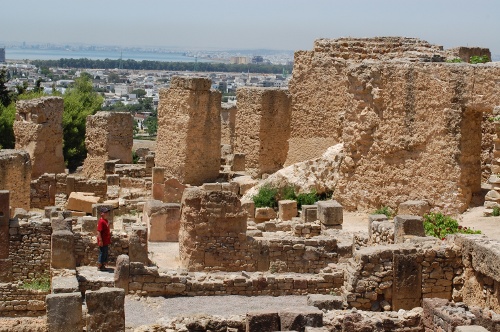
5, 48, 214, 62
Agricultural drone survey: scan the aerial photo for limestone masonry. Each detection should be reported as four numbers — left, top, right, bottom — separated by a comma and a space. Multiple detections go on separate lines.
14, 97, 65, 178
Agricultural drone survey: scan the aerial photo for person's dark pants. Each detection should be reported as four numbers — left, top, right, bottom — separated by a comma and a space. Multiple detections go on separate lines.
98, 245, 109, 265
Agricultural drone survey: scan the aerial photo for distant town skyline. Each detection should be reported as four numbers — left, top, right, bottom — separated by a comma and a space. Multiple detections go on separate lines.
2, 0, 500, 56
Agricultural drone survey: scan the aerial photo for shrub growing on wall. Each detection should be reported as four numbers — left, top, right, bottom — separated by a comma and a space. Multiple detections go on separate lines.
423, 212, 481, 239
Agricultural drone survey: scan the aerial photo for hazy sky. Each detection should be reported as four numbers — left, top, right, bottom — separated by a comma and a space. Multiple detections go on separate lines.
2, 0, 500, 55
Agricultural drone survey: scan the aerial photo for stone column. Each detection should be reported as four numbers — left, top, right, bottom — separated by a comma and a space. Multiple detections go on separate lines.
0, 150, 31, 211
83, 111, 133, 179
156, 77, 221, 185
129, 226, 148, 264
85, 287, 125, 332
14, 97, 65, 179
234, 87, 291, 177
51, 230, 76, 269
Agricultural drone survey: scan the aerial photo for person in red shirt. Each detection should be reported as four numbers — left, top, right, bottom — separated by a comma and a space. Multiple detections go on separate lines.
97, 206, 111, 271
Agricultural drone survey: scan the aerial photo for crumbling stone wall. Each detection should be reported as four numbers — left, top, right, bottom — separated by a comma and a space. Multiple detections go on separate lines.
30, 174, 106, 209
156, 77, 221, 185
0, 150, 31, 211
14, 97, 65, 179
83, 111, 133, 179
343, 240, 462, 311
235, 87, 291, 177
125, 262, 342, 297
8, 219, 52, 282
0, 283, 47, 317
289, 37, 500, 213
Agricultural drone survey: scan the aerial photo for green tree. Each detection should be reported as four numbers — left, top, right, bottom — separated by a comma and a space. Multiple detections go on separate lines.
0, 103, 16, 149
143, 115, 157, 136
62, 75, 103, 171
131, 89, 147, 98
0, 69, 12, 107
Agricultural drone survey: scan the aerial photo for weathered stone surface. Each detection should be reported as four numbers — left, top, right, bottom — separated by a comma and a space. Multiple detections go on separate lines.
129, 226, 148, 264
279, 306, 323, 331
289, 37, 500, 214
81, 216, 98, 233
0, 150, 31, 211
83, 111, 133, 179
179, 187, 247, 271
0, 190, 9, 259
279, 200, 297, 221
51, 230, 76, 269
66, 192, 101, 214
232, 176, 258, 195
85, 287, 125, 332
52, 275, 80, 294
143, 200, 181, 242
398, 200, 430, 216
241, 199, 255, 219
307, 294, 344, 311
14, 97, 65, 178
255, 207, 277, 223
114, 254, 130, 293
156, 77, 221, 185
317, 200, 343, 225
394, 215, 425, 243
246, 311, 280, 332
422, 297, 449, 331
234, 87, 291, 177
46, 292, 82, 332
301, 205, 318, 223
392, 251, 422, 310
162, 178, 187, 203
455, 326, 490, 332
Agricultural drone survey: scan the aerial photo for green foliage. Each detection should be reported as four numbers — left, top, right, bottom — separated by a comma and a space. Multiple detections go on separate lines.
280, 185, 297, 201
0, 69, 12, 107
493, 206, 500, 217
252, 185, 278, 208
132, 151, 139, 164
424, 212, 481, 239
373, 206, 393, 219
0, 103, 16, 149
62, 75, 104, 171
143, 116, 157, 136
296, 191, 319, 209
30, 59, 294, 75
469, 55, 490, 64
20, 276, 50, 292
446, 58, 463, 63
132, 89, 147, 98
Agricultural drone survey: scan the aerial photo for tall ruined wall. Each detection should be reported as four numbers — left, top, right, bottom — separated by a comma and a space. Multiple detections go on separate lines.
156, 77, 221, 185
14, 97, 65, 179
0, 150, 31, 211
220, 105, 236, 146
235, 87, 291, 177
289, 37, 500, 213
83, 111, 133, 179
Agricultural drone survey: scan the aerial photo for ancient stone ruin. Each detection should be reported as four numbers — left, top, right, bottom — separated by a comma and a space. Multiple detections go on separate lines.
1, 36, 500, 331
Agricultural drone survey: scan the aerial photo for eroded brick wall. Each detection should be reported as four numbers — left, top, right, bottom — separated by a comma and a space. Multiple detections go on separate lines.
156, 77, 221, 185
0, 150, 31, 211
83, 111, 133, 179
235, 87, 291, 177
14, 97, 65, 179
289, 37, 500, 213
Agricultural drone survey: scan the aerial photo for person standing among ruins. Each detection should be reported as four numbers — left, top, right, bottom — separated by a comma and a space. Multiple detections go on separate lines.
97, 207, 111, 271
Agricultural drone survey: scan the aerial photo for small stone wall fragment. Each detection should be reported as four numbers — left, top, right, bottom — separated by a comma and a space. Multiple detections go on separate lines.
51, 230, 76, 269
46, 292, 82, 332
85, 287, 125, 332
0, 150, 31, 211
394, 215, 425, 243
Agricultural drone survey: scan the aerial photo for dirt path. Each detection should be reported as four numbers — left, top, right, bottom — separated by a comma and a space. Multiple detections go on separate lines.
458, 206, 500, 240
